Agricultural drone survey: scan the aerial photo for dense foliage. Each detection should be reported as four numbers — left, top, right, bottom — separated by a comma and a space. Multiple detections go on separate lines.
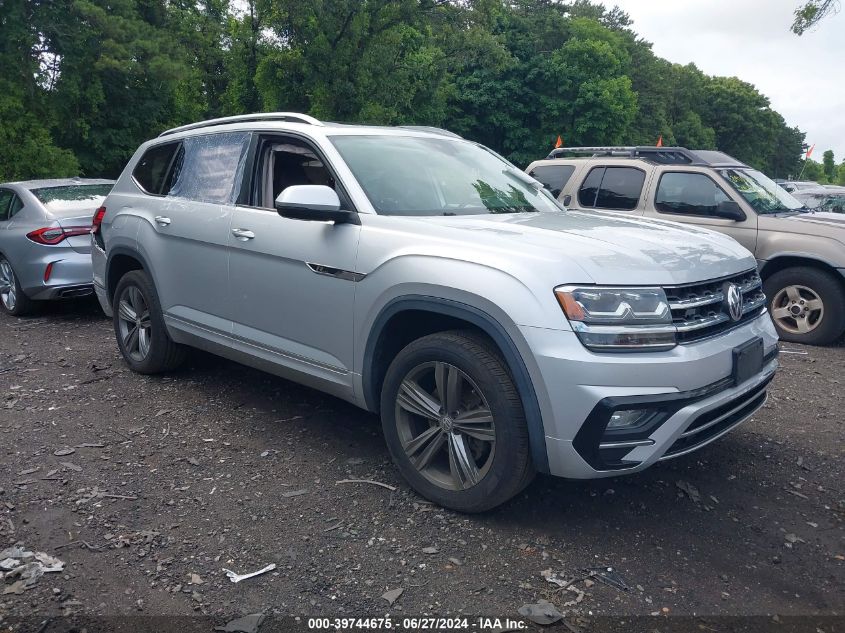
0, 0, 817, 181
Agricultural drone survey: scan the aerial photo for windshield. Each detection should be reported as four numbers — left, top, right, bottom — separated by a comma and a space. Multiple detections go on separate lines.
329, 135, 562, 216
717, 169, 803, 214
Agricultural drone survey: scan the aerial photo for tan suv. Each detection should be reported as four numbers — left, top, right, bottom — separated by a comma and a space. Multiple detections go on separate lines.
527, 146, 845, 345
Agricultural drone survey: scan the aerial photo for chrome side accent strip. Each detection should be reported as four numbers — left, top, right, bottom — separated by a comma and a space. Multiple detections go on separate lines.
598, 438, 655, 450
306, 263, 366, 282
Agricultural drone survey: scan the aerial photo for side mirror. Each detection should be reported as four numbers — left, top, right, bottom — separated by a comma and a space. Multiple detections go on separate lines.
714, 200, 746, 221
275, 185, 351, 223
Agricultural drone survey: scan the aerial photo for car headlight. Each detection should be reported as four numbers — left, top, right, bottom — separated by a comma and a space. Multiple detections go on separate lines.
554, 286, 676, 351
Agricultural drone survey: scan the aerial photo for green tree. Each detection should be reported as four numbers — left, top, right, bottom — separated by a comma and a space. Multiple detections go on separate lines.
822, 149, 835, 182
800, 159, 825, 182
0, 0, 78, 180
792, 0, 838, 34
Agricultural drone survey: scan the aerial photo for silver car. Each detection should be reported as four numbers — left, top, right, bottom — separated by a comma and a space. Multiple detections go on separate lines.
92, 114, 778, 512
791, 186, 845, 213
0, 178, 114, 315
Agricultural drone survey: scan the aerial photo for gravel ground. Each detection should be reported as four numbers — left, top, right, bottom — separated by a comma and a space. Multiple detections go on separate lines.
0, 299, 842, 630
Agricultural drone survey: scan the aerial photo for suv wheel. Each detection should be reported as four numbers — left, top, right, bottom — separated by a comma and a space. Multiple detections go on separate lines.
380, 330, 534, 512
113, 270, 186, 373
0, 257, 35, 316
764, 266, 845, 345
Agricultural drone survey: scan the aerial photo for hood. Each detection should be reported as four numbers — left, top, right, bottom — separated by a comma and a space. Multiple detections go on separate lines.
760, 211, 845, 240
412, 210, 755, 286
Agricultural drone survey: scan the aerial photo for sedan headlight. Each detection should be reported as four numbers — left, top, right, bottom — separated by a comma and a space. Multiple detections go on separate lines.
554, 286, 676, 351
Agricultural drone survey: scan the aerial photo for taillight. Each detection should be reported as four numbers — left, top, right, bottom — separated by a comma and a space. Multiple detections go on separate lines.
26, 226, 92, 245
92, 206, 107, 235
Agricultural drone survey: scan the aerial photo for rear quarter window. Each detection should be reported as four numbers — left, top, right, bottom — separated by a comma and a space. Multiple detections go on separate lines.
133, 142, 182, 195
528, 165, 575, 198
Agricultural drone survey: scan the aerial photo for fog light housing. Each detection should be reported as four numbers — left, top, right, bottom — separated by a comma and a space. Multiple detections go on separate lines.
607, 409, 651, 430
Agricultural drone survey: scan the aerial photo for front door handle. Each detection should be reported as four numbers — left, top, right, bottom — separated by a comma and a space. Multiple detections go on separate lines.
154, 216, 171, 226
231, 228, 255, 241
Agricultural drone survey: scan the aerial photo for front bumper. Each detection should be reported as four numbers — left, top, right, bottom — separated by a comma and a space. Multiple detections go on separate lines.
520, 311, 779, 478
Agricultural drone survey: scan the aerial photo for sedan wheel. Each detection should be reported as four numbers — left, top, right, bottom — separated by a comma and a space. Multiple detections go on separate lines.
395, 360, 496, 491
0, 260, 16, 311
117, 285, 152, 362
770, 284, 823, 335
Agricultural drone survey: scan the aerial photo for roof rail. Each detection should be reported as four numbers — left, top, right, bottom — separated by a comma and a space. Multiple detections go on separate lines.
397, 125, 463, 139
546, 146, 708, 164
159, 112, 324, 137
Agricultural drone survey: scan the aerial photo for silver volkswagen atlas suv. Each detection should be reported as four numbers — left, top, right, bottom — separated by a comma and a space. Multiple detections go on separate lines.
91, 113, 778, 512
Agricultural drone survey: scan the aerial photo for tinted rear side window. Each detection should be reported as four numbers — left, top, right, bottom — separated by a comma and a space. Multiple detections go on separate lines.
595, 168, 644, 210
578, 167, 644, 210
528, 165, 575, 198
9, 195, 24, 218
169, 132, 250, 204
0, 190, 12, 221
133, 142, 181, 195
577, 168, 604, 207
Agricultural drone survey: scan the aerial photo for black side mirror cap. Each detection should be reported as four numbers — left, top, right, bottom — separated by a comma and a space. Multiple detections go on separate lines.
715, 200, 746, 221
277, 205, 355, 224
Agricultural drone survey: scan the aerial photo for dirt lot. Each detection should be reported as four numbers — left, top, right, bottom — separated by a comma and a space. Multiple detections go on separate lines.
0, 299, 843, 630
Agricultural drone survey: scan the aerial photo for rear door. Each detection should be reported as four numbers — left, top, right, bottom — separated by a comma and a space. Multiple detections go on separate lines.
642, 168, 758, 252
0, 188, 43, 275
132, 132, 250, 336
569, 165, 647, 216
227, 133, 361, 398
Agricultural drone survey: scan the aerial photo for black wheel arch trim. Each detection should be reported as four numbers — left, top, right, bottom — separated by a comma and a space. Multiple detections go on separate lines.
758, 254, 843, 279
362, 295, 550, 473
106, 247, 154, 302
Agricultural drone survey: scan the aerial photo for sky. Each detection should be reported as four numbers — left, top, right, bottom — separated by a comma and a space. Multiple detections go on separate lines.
597, 0, 845, 163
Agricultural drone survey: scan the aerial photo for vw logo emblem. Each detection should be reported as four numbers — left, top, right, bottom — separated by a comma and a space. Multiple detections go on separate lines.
724, 283, 743, 322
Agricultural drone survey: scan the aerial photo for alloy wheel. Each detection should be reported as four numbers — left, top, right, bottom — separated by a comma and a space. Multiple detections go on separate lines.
771, 284, 824, 335
117, 285, 152, 361
0, 260, 17, 311
394, 361, 496, 491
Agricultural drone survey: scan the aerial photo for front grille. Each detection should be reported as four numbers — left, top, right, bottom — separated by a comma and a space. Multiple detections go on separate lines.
661, 376, 771, 459
664, 269, 766, 344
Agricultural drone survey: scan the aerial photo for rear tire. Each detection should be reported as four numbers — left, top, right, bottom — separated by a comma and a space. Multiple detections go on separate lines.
113, 270, 186, 373
0, 256, 35, 316
380, 330, 535, 513
764, 267, 845, 345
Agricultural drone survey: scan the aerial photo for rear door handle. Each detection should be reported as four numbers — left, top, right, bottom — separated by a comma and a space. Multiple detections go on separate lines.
231, 228, 255, 241
155, 216, 171, 226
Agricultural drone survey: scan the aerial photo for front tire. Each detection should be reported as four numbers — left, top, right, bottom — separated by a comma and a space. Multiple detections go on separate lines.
0, 256, 35, 316
380, 330, 534, 513
764, 267, 845, 345
113, 270, 186, 373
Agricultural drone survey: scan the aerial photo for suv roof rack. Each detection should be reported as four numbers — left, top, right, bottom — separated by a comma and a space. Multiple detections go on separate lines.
159, 112, 324, 137
545, 146, 746, 167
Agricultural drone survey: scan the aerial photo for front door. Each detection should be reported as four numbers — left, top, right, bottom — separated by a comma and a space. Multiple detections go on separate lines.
227, 134, 361, 398
642, 169, 758, 253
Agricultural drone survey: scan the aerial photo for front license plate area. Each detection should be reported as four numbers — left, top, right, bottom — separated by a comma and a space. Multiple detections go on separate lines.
733, 337, 764, 385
